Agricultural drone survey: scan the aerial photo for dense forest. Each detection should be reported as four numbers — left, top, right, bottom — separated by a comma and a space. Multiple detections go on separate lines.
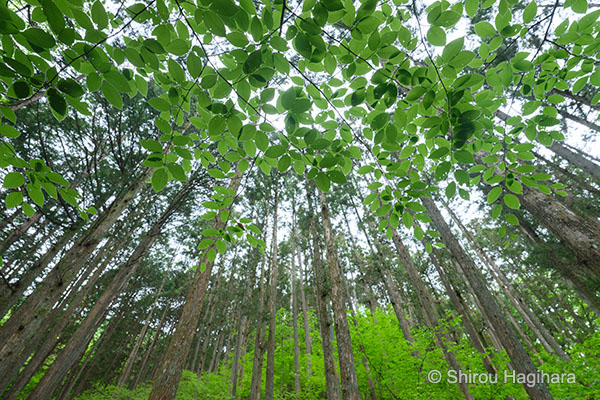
0, 0, 599, 399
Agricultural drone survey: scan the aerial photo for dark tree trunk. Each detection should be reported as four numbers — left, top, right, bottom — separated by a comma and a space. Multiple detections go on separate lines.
264, 185, 279, 400
317, 187, 361, 400
306, 187, 341, 400
148, 170, 242, 400
25, 178, 191, 400
422, 197, 554, 399
0, 169, 152, 394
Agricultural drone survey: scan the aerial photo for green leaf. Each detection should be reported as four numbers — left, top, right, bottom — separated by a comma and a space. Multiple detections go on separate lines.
427, 26, 446, 46
3, 172, 25, 188
57, 79, 85, 98
572, 0, 588, 13
442, 37, 464, 61
0, 125, 20, 138
168, 163, 186, 181
91, 0, 108, 29
22, 202, 34, 217
26, 184, 44, 207
522, 1, 537, 23
503, 193, 520, 209
208, 169, 226, 179
152, 168, 168, 192
148, 97, 171, 112
102, 82, 123, 110
328, 170, 347, 184
281, 88, 296, 110
48, 88, 67, 118
315, 172, 330, 192
454, 150, 474, 164
487, 186, 502, 203
187, 53, 203, 78
6, 191, 23, 209
41, 0, 66, 34
465, 0, 479, 17
474, 21, 496, 37
402, 211, 413, 229
445, 182, 456, 199
243, 50, 262, 74
505, 213, 519, 226
167, 39, 190, 55
264, 145, 286, 159
22, 28, 55, 49
11, 81, 30, 99
323, 0, 344, 11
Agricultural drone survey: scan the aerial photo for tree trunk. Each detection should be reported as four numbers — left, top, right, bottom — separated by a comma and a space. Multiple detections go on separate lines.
3, 235, 123, 400
116, 272, 167, 388
345, 203, 414, 343
317, 187, 361, 400
422, 196, 554, 399
442, 200, 570, 362
0, 223, 78, 318
134, 299, 171, 389
264, 185, 279, 400
231, 233, 261, 398
0, 169, 152, 394
148, 170, 242, 400
517, 185, 600, 279
297, 253, 313, 378
25, 178, 191, 400
290, 207, 301, 398
428, 248, 496, 375
390, 227, 474, 400
306, 187, 341, 400
340, 261, 378, 400
548, 141, 600, 182
249, 239, 270, 400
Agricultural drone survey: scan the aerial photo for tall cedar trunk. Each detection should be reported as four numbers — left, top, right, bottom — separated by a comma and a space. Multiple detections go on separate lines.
249, 250, 268, 400
297, 253, 313, 378
25, 179, 191, 400
116, 272, 167, 387
427, 248, 496, 375
207, 263, 238, 374
71, 307, 126, 396
231, 233, 261, 398
264, 185, 279, 400
208, 328, 226, 372
422, 196, 554, 399
197, 263, 226, 375
341, 212, 378, 319
2, 225, 52, 280
4, 234, 125, 400
134, 299, 172, 389
0, 223, 78, 318
306, 187, 341, 400
231, 314, 249, 397
148, 170, 242, 400
290, 206, 301, 397
441, 200, 571, 362
249, 208, 271, 400
339, 261, 378, 400
317, 188, 361, 400
526, 227, 600, 317
389, 227, 474, 400
0, 168, 152, 394
548, 141, 600, 182
476, 152, 600, 279
192, 280, 218, 372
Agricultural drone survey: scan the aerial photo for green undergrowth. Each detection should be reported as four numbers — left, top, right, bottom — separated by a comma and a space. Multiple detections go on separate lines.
73, 309, 599, 400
